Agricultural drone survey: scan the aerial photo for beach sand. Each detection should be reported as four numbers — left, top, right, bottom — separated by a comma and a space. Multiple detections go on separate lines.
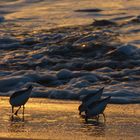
0, 97, 140, 140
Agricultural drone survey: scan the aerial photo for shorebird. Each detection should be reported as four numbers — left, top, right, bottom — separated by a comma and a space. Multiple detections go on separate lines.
85, 96, 111, 122
9, 85, 33, 116
78, 87, 104, 115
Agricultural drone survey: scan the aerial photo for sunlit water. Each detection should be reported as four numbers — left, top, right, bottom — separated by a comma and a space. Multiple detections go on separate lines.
0, 97, 140, 139
0, 0, 140, 103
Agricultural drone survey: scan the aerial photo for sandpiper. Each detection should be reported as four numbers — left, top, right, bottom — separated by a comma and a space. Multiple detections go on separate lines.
9, 85, 33, 115
85, 96, 111, 122
78, 87, 104, 115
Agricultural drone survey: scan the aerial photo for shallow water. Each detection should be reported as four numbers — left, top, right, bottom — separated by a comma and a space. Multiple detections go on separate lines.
0, 97, 140, 139
0, 0, 140, 103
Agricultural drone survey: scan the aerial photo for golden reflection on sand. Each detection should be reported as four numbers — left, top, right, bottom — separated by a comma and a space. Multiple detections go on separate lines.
0, 97, 140, 139
4, 0, 137, 29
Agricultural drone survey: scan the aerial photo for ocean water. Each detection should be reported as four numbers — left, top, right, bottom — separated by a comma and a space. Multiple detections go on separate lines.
0, 0, 140, 103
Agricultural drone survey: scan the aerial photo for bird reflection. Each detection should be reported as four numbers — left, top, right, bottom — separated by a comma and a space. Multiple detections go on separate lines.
8, 115, 25, 133
83, 119, 106, 137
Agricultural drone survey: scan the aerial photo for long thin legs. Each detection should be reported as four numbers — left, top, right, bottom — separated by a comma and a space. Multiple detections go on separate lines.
23, 105, 25, 116
10, 106, 25, 122
12, 106, 14, 114
14, 106, 21, 115
102, 113, 106, 122
13, 105, 25, 116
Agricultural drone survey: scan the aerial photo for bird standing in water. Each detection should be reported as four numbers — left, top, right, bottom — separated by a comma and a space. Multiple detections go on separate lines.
78, 87, 104, 115
85, 96, 111, 122
9, 85, 33, 116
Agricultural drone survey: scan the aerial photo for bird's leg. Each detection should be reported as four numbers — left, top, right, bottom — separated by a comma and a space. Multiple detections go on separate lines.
85, 116, 88, 122
22, 114, 25, 122
96, 115, 99, 121
22, 106, 25, 122
23, 105, 25, 116
79, 111, 81, 115
85, 110, 88, 122
102, 113, 106, 122
11, 114, 14, 122
14, 106, 21, 116
12, 106, 14, 114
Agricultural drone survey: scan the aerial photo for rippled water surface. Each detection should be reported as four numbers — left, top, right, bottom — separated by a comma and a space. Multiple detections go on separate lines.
0, 0, 140, 103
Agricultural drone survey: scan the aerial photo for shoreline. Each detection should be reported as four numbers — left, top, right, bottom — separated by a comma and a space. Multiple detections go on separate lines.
1, 95, 140, 104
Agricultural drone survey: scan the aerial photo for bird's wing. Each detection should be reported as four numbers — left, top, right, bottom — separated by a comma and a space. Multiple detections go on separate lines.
82, 87, 104, 102
10, 88, 28, 99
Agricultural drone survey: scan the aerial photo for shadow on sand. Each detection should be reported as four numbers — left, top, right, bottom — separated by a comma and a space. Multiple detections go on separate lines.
8, 115, 26, 133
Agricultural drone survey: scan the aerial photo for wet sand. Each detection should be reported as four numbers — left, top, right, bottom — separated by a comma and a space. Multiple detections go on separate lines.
0, 97, 140, 140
